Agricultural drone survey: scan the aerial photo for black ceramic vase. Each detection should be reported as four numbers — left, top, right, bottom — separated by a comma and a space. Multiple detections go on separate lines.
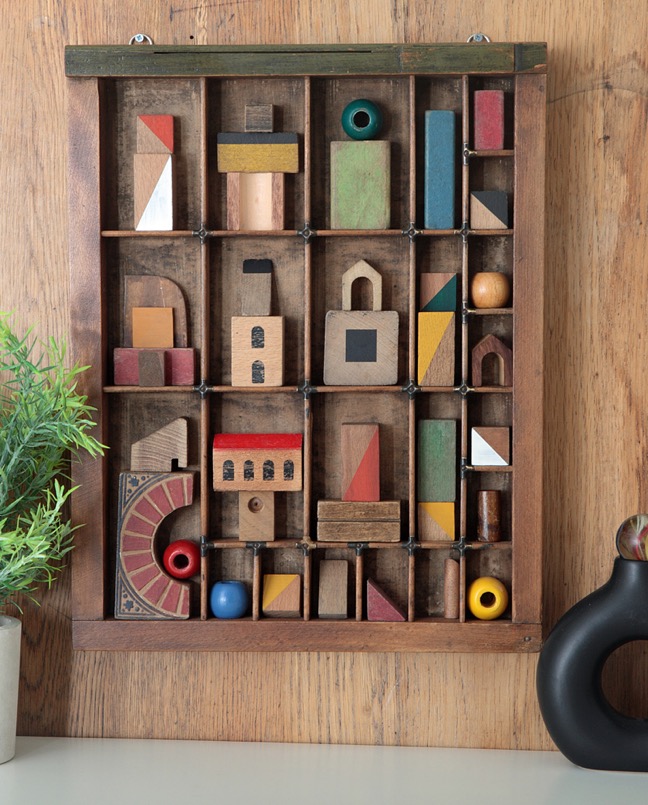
537, 514, 648, 771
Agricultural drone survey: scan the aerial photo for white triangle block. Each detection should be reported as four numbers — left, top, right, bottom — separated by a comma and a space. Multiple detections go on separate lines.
471, 429, 508, 466
136, 156, 173, 231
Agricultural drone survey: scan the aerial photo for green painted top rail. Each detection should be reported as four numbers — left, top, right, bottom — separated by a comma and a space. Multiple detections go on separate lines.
65, 43, 547, 78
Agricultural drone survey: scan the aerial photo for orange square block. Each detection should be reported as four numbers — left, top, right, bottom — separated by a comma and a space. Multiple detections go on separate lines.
132, 307, 174, 349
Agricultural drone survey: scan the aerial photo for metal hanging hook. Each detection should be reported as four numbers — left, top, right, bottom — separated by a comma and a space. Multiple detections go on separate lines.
467, 33, 492, 43
128, 33, 154, 45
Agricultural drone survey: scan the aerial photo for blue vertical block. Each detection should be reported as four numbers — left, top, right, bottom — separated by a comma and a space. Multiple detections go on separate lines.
424, 111, 456, 230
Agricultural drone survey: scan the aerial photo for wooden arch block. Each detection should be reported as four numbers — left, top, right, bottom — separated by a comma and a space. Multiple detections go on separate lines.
472, 334, 513, 387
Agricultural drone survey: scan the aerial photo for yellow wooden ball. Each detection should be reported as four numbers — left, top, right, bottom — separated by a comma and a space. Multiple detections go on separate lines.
471, 271, 511, 309
467, 576, 509, 620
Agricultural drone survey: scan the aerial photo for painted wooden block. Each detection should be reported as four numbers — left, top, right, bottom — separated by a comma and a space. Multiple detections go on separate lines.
238, 490, 275, 542
341, 423, 380, 502
134, 153, 173, 231
472, 333, 513, 387
130, 418, 188, 473
114, 347, 196, 386
132, 306, 174, 349
418, 502, 455, 541
324, 263, 398, 386
318, 560, 348, 619
424, 110, 455, 229
417, 419, 456, 502
227, 171, 285, 231
366, 578, 405, 622
417, 312, 455, 386
471, 426, 510, 466
330, 141, 390, 229
217, 133, 299, 173
419, 273, 458, 312
240, 259, 273, 316
470, 190, 509, 230
124, 275, 188, 348
231, 315, 284, 387
115, 471, 194, 619
444, 558, 460, 619
213, 433, 302, 492
245, 103, 274, 133
474, 90, 504, 151
262, 574, 301, 617
137, 349, 169, 387
137, 114, 174, 154
317, 500, 401, 542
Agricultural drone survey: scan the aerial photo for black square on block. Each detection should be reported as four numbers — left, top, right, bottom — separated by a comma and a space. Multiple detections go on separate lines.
346, 329, 377, 362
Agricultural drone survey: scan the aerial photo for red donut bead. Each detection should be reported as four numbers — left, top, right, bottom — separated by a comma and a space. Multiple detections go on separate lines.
163, 539, 200, 579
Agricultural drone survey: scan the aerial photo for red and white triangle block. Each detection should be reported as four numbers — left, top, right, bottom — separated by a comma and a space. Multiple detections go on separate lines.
341, 423, 380, 502
134, 115, 174, 231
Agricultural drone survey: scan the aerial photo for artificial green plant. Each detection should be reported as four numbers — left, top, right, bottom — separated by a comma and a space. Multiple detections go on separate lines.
0, 316, 103, 610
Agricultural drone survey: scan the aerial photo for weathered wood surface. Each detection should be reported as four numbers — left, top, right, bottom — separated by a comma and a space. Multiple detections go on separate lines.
5, 0, 648, 753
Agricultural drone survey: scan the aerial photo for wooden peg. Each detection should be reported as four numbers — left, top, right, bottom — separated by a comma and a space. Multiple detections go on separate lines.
477, 490, 502, 542
443, 558, 460, 619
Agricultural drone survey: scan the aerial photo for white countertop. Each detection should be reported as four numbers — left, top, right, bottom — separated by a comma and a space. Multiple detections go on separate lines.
1, 737, 647, 804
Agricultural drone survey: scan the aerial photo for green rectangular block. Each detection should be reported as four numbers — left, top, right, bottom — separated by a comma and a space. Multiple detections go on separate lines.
330, 141, 390, 229
417, 419, 456, 502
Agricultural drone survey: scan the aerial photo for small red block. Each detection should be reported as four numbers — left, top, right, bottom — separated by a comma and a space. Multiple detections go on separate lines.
474, 90, 504, 151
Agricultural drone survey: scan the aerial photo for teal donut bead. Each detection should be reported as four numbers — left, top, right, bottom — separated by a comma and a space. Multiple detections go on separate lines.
341, 99, 383, 140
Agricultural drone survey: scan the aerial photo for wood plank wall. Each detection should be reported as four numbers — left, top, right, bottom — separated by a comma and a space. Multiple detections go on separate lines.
4, 0, 648, 749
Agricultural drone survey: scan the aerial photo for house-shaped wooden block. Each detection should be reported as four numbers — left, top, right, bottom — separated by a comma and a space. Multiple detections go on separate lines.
212, 433, 303, 492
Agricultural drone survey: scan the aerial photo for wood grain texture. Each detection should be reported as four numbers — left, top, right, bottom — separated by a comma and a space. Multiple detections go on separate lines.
7, 0, 648, 755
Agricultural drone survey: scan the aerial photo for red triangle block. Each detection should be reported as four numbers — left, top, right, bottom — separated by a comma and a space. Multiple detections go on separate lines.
344, 426, 380, 501
366, 578, 406, 621
140, 114, 174, 153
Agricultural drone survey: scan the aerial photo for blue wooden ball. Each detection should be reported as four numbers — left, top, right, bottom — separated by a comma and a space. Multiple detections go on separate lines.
341, 99, 383, 140
210, 580, 249, 619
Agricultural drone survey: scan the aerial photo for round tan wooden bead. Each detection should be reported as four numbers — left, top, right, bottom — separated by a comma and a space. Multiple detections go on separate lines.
471, 271, 511, 309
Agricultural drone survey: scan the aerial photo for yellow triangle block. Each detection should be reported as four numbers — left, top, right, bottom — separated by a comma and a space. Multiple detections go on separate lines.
418, 502, 455, 540
417, 312, 454, 385
262, 574, 301, 616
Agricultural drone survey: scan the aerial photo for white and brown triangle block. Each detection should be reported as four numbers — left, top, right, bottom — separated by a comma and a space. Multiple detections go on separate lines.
134, 114, 174, 231
471, 426, 510, 466
470, 190, 509, 230
341, 423, 380, 502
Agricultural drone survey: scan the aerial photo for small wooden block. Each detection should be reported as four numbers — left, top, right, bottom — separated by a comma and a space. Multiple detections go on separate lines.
470, 190, 509, 230
419, 273, 458, 312
317, 500, 401, 542
341, 423, 380, 502
330, 141, 390, 229
471, 427, 510, 466
417, 419, 456, 502
318, 560, 348, 619
137, 350, 169, 387
323, 309, 399, 385
132, 307, 174, 349
217, 133, 299, 173
474, 91, 504, 151
130, 417, 188, 472
115, 471, 194, 620
238, 490, 275, 541
262, 574, 301, 618
366, 578, 405, 622
231, 315, 284, 387
424, 110, 455, 229
113, 348, 195, 386
472, 334, 513, 387
227, 172, 285, 231
240, 259, 272, 316
213, 433, 303, 492
417, 312, 455, 386
444, 558, 460, 619
245, 104, 274, 133
134, 153, 173, 231
124, 275, 188, 348
137, 114, 174, 154
418, 502, 455, 541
